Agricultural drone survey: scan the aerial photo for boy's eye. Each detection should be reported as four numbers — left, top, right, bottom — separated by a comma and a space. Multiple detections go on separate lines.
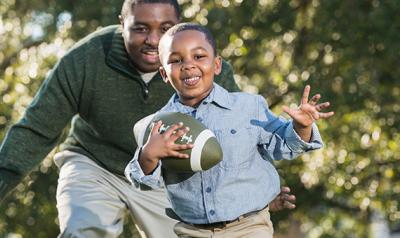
194, 55, 206, 60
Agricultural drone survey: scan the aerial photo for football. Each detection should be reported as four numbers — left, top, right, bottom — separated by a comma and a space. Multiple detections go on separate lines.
134, 112, 223, 172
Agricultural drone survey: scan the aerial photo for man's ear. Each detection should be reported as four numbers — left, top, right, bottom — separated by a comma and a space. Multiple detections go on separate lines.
118, 15, 124, 26
159, 67, 169, 83
214, 56, 222, 76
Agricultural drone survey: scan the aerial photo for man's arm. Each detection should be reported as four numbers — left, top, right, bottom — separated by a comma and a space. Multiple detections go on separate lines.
0, 55, 82, 201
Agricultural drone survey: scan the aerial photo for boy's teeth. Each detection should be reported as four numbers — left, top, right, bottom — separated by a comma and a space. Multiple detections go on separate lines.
184, 76, 200, 83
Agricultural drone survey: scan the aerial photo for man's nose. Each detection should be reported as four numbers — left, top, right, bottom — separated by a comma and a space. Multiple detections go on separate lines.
145, 31, 161, 47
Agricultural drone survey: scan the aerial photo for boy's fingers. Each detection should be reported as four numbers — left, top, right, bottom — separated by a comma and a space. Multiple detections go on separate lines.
150, 121, 163, 135
164, 122, 184, 137
301, 85, 311, 104
167, 151, 190, 159
170, 127, 190, 142
315, 102, 330, 111
319, 111, 335, 119
282, 106, 295, 118
309, 94, 321, 105
172, 143, 194, 151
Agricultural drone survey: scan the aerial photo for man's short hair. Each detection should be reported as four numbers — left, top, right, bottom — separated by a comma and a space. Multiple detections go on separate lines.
160, 22, 217, 56
120, 0, 181, 20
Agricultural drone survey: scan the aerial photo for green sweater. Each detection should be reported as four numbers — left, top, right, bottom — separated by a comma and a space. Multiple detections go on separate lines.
0, 25, 239, 199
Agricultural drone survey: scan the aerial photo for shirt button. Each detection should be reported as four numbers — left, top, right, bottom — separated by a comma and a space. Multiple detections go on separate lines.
202, 101, 207, 105
210, 210, 215, 215
230, 129, 237, 134
206, 187, 212, 193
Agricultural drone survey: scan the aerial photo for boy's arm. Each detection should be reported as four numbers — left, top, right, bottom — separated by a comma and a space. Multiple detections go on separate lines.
256, 95, 323, 160
124, 147, 163, 189
126, 115, 164, 188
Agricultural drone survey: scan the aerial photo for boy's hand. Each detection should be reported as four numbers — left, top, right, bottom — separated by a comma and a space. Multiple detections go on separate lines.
139, 120, 193, 175
282, 85, 334, 141
269, 186, 296, 212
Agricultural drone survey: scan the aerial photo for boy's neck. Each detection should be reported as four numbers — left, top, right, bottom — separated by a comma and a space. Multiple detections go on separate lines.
178, 85, 214, 108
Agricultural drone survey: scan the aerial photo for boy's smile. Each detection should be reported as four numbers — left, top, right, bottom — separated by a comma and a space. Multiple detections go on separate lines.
159, 30, 222, 107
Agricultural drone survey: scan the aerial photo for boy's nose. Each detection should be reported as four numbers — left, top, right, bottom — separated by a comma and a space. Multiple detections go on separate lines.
182, 60, 195, 70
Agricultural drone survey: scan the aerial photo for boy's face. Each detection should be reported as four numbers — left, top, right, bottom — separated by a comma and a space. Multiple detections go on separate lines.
159, 30, 222, 107
120, 3, 179, 73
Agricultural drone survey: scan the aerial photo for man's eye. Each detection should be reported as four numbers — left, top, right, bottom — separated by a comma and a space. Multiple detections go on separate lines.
132, 27, 147, 33
169, 59, 182, 64
162, 26, 172, 33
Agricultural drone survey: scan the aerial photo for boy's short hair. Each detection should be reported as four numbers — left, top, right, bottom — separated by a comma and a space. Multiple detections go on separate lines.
120, 0, 181, 20
159, 22, 217, 56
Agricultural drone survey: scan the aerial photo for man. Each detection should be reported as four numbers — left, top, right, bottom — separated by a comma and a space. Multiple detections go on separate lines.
0, 0, 294, 237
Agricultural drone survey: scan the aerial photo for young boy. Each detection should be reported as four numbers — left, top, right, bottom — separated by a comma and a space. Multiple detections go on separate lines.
125, 23, 334, 237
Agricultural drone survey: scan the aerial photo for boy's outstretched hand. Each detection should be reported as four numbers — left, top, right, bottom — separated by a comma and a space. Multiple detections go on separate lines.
282, 85, 334, 142
269, 186, 296, 212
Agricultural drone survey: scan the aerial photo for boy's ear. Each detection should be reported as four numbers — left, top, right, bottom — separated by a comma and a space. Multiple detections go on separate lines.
214, 56, 222, 76
159, 66, 169, 83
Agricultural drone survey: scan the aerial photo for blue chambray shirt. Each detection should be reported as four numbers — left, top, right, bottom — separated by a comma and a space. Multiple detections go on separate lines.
126, 83, 323, 224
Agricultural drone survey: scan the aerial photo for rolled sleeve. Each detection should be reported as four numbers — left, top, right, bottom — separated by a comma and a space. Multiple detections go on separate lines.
124, 148, 162, 189
285, 122, 323, 152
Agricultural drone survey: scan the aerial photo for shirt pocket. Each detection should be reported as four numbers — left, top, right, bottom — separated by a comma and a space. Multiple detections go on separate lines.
214, 126, 256, 170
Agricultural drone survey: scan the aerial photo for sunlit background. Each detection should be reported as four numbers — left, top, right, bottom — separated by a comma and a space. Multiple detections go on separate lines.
1, 0, 399, 237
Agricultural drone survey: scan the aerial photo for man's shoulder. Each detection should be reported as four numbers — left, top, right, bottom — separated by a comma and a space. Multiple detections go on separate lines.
215, 59, 240, 92
65, 25, 119, 56
78, 25, 119, 43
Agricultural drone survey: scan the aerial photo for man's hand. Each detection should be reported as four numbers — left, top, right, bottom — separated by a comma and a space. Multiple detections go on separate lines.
269, 186, 296, 212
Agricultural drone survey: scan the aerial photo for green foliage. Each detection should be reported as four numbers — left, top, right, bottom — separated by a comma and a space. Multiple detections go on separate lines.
1, 0, 399, 237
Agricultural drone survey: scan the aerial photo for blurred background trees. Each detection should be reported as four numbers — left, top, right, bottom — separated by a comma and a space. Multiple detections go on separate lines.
0, 0, 399, 237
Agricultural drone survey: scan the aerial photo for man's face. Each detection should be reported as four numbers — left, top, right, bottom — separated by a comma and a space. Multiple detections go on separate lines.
159, 30, 222, 107
120, 3, 179, 73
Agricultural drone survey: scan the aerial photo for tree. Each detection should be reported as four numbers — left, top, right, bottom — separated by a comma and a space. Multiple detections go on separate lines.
1, 0, 399, 237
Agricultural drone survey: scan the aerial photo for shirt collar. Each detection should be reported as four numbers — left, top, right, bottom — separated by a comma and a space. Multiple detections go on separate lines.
166, 83, 233, 111
205, 83, 233, 109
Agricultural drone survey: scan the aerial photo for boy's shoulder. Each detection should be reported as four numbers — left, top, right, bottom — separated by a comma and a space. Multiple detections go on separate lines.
213, 83, 266, 109
228, 91, 264, 104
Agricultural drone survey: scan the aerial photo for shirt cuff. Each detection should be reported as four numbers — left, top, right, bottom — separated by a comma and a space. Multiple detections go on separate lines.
285, 122, 323, 152
124, 148, 162, 189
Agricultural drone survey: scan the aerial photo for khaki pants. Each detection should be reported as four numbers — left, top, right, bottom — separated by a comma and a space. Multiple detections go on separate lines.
173, 206, 273, 238
55, 151, 177, 238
